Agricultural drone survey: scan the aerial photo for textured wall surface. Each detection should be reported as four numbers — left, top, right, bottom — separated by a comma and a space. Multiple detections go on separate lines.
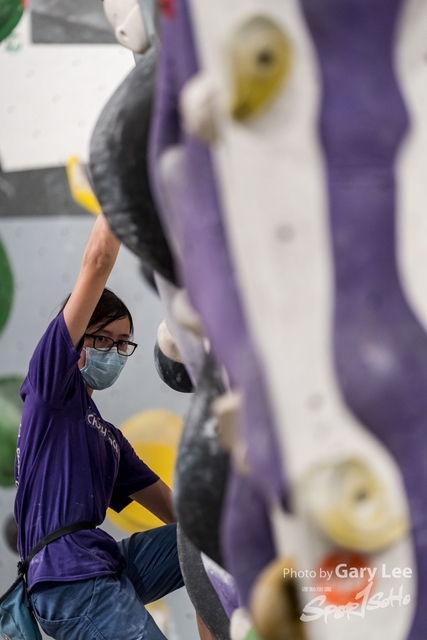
0, 6, 199, 638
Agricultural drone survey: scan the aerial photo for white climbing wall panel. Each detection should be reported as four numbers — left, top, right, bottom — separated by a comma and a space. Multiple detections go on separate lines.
0, 12, 135, 171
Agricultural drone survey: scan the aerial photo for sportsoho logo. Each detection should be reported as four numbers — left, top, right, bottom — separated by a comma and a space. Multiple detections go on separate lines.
287, 553, 413, 623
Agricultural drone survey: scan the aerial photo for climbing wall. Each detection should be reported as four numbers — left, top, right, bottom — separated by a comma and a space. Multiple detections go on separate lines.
0, 5, 198, 639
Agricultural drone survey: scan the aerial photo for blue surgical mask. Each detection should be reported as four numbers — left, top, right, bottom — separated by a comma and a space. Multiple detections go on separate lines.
80, 348, 127, 390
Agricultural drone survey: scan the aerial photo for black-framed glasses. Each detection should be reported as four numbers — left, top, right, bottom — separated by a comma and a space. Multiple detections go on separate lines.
85, 333, 138, 357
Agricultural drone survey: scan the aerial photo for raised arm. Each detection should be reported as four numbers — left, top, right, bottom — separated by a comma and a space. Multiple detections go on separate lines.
63, 213, 121, 348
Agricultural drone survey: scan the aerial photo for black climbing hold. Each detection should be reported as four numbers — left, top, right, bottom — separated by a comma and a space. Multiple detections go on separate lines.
177, 525, 230, 640
154, 341, 194, 393
90, 48, 177, 284
174, 354, 229, 566
3, 514, 18, 554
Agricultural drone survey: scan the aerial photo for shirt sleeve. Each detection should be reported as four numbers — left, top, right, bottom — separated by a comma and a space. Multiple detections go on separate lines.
110, 429, 160, 513
27, 313, 80, 409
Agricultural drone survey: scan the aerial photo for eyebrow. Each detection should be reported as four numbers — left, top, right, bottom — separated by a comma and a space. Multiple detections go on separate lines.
95, 329, 131, 339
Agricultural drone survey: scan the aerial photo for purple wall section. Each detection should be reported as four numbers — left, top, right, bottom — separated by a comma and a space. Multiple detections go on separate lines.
222, 470, 277, 607
300, 0, 426, 635
150, 0, 427, 625
149, 0, 284, 605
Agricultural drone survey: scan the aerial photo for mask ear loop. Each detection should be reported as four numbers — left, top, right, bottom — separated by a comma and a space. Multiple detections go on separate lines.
137, 0, 157, 48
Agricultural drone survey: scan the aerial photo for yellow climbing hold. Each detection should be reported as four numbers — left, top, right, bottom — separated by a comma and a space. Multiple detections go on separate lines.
250, 558, 306, 640
66, 156, 101, 215
107, 409, 183, 532
300, 458, 408, 553
228, 15, 292, 122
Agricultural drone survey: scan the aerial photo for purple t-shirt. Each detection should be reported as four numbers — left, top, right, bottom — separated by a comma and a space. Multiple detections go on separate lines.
14, 313, 159, 590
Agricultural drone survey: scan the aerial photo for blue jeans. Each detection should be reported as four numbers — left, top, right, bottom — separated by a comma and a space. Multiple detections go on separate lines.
30, 524, 184, 640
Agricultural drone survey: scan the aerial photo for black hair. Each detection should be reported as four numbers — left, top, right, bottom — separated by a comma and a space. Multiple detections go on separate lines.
58, 288, 134, 349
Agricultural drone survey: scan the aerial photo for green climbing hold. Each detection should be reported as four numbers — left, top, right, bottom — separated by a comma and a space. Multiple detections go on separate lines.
0, 235, 14, 335
0, 376, 24, 487
0, 0, 24, 43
